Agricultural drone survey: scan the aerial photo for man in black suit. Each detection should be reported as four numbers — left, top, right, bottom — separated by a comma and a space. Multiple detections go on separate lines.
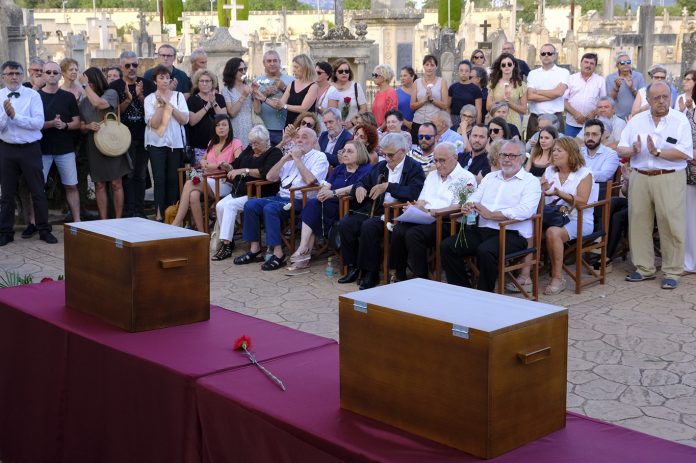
318, 108, 352, 166
337, 132, 425, 290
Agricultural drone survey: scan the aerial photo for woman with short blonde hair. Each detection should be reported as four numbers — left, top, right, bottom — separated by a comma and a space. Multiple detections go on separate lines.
371, 63, 398, 129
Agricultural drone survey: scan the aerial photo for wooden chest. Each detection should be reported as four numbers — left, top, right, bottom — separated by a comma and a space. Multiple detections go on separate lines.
339, 279, 568, 459
64, 218, 210, 332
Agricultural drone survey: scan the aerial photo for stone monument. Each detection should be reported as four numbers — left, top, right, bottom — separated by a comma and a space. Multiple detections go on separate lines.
199, 26, 247, 80
0, 0, 27, 66
134, 10, 155, 58
427, 27, 463, 84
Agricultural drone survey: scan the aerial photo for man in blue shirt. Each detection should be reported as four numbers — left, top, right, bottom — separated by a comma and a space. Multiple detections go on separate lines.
144, 44, 191, 97
605, 52, 645, 120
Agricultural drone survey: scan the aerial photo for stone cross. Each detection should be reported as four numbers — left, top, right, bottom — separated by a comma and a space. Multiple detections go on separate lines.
497, 13, 503, 31
223, 0, 245, 26
335, 0, 344, 29
97, 13, 111, 51
479, 19, 491, 42
177, 13, 192, 56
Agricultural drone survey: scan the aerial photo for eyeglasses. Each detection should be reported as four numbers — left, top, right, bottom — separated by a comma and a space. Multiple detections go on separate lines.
238, 68, 248, 73
540, 51, 555, 57
417, 134, 434, 141
124, 63, 139, 69
461, 114, 475, 119
336, 69, 350, 75
618, 60, 632, 65
501, 62, 514, 68
3, 71, 22, 77
490, 128, 501, 134
500, 153, 522, 159
371, 73, 383, 78
44, 70, 60, 75
383, 150, 402, 158
29, 68, 42, 74
158, 53, 174, 58
433, 158, 449, 164
651, 75, 666, 80
198, 79, 213, 84
300, 121, 314, 128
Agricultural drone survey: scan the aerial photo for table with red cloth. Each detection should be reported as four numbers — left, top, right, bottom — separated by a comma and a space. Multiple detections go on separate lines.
0, 281, 334, 463
196, 343, 696, 463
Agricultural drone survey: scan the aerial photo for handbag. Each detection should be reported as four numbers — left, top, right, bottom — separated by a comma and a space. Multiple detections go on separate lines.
327, 221, 341, 251
542, 202, 571, 229
177, 93, 196, 165
687, 163, 696, 186
94, 104, 131, 157
164, 202, 180, 224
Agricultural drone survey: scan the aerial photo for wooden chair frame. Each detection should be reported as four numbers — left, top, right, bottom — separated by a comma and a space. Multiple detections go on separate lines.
562, 181, 613, 294
176, 167, 227, 233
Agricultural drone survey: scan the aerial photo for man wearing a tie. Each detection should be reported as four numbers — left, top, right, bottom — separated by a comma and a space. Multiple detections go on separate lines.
0, 60, 57, 246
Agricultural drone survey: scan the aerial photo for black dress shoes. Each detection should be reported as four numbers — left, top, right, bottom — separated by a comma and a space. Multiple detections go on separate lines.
0, 234, 14, 246
359, 271, 378, 290
21, 223, 37, 239
39, 231, 58, 244
337, 266, 360, 284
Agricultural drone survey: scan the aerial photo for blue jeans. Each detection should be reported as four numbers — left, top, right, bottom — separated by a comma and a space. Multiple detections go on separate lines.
242, 195, 302, 247
564, 124, 582, 137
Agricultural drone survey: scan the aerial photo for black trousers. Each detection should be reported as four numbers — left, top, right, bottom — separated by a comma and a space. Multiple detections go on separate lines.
440, 226, 527, 292
390, 222, 437, 279
607, 197, 629, 259
148, 145, 183, 216
0, 141, 49, 235
339, 213, 384, 272
123, 138, 149, 216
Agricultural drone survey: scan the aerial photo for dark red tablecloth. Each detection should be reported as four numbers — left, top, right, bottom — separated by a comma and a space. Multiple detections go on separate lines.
196, 343, 696, 463
0, 281, 335, 463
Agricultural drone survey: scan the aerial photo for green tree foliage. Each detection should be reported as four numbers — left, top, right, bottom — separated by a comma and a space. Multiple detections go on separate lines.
438, 0, 462, 31
184, 0, 212, 12
163, 0, 183, 32
247, 0, 310, 10
677, 0, 695, 14
345, 0, 370, 8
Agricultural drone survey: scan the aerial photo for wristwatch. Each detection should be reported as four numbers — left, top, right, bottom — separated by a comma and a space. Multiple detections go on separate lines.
245, 168, 250, 175
283, 104, 288, 110
656, 149, 661, 157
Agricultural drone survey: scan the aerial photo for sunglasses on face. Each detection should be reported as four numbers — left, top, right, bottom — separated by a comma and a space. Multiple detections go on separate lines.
238, 67, 248, 73
501, 62, 514, 68
300, 121, 314, 127
336, 69, 350, 75
473, 55, 484, 59
619, 60, 632, 65
540, 51, 554, 57
124, 63, 139, 69
371, 73, 382, 78
418, 134, 434, 141
316, 70, 326, 75
490, 128, 501, 134
44, 70, 60, 75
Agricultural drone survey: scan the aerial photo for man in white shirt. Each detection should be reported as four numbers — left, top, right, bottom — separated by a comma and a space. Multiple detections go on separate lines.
576, 97, 627, 150
0, 60, 57, 246
235, 127, 329, 271
389, 142, 476, 281
526, 43, 570, 137
617, 81, 693, 289
564, 53, 606, 137
441, 139, 541, 291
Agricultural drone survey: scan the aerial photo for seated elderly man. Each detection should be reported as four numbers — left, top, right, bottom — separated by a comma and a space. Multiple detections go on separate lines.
576, 96, 627, 150
441, 139, 542, 291
319, 107, 352, 166
234, 127, 329, 271
431, 110, 465, 148
338, 133, 425, 290
389, 142, 476, 282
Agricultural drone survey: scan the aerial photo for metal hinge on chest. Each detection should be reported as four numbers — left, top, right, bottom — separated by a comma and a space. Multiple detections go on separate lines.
452, 324, 469, 339
353, 300, 368, 313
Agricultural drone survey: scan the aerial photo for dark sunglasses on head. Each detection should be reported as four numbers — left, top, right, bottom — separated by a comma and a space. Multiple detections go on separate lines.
300, 121, 314, 127
501, 62, 514, 68
619, 60, 632, 65
418, 134, 434, 141
44, 70, 60, 75
490, 128, 501, 134
540, 51, 555, 57
124, 63, 139, 69
336, 69, 350, 75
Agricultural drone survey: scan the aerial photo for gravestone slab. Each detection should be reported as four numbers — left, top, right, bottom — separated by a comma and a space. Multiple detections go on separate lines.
397, 43, 412, 73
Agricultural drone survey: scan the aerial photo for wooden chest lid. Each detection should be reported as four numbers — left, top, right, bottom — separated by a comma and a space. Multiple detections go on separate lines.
65, 218, 206, 245
340, 279, 566, 334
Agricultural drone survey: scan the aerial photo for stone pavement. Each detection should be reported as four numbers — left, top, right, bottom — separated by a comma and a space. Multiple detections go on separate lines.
1, 225, 695, 449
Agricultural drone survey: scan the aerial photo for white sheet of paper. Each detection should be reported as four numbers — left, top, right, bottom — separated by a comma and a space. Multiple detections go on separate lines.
395, 206, 436, 225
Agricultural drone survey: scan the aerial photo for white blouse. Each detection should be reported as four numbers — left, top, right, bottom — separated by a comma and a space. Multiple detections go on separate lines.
543, 165, 598, 230
144, 91, 190, 149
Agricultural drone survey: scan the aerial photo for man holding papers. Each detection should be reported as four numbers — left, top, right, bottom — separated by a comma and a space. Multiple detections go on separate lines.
389, 142, 476, 281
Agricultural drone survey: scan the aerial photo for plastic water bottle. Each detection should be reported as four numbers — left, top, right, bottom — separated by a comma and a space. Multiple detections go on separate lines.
265, 249, 273, 262
325, 257, 335, 278
466, 211, 477, 225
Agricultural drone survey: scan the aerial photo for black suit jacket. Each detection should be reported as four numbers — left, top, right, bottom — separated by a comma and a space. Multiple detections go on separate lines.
350, 156, 425, 216
319, 129, 352, 166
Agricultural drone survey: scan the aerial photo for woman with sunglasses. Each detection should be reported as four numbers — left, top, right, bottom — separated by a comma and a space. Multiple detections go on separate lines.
488, 117, 511, 144
276, 111, 321, 154
630, 65, 668, 117
79, 67, 130, 219
328, 58, 367, 129
286, 140, 372, 274
449, 60, 482, 128
397, 66, 417, 137
187, 69, 227, 167
171, 114, 242, 232
268, 54, 317, 127
489, 102, 521, 139
487, 53, 527, 136
411, 55, 449, 143
221, 57, 252, 146
315, 61, 334, 115
470, 49, 487, 70
371, 64, 398, 130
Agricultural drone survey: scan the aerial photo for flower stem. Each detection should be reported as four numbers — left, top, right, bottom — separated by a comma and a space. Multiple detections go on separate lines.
244, 347, 286, 391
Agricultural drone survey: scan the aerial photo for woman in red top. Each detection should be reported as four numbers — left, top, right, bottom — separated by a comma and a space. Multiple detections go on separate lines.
371, 64, 398, 130
172, 114, 242, 231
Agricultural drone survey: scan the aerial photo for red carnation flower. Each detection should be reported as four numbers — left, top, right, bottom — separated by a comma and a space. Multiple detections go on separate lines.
343, 96, 351, 104
192, 176, 201, 185
40, 277, 54, 283
233, 335, 252, 351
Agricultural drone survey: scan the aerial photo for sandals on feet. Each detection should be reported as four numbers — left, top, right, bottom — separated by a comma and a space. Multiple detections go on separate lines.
286, 259, 311, 275
212, 242, 235, 261
505, 278, 533, 293
233, 249, 263, 265
543, 279, 566, 295
262, 255, 286, 271
290, 253, 311, 264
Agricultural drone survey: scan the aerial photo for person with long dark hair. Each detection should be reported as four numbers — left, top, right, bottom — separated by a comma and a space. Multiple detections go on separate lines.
397, 66, 416, 136
78, 66, 130, 219
221, 57, 252, 146
171, 114, 242, 231
487, 53, 527, 136
488, 116, 512, 143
